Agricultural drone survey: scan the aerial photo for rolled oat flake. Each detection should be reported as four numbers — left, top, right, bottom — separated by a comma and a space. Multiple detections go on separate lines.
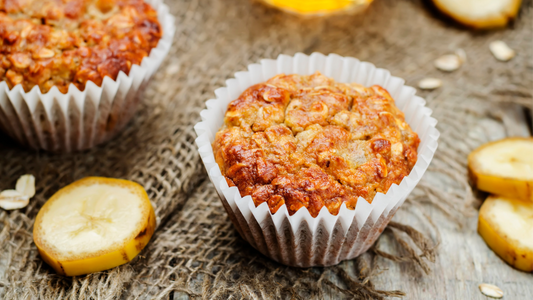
479, 283, 504, 298
418, 78, 442, 90
490, 41, 515, 61
434, 54, 462, 72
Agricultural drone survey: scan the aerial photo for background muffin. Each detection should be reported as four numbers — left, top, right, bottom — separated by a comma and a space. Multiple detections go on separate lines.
0, 0, 174, 152
0, 0, 162, 93
213, 72, 420, 217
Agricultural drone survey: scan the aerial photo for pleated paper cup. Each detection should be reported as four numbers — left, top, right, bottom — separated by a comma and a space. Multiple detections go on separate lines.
195, 53, 440, 267
0, 0, 175, 152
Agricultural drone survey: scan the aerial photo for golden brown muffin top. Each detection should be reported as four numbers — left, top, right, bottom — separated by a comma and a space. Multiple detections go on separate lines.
0, 0, 161, 93
213, 72, 419, 217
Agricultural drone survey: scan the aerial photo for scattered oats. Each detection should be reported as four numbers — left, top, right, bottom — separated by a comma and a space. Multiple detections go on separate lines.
0, 174, 35, 210
435, 54, 462, 72
418, 78, 442, 90
490, 41, 515, 61
0, 190, 30, 210
455, 48, 467, 63
165, 64, 181, 76
479, 283, 503, 299
16, 174, 35, 197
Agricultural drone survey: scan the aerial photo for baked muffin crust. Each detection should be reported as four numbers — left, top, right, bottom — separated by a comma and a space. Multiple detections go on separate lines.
0, 0, 161, 93
213, 72, 420, 217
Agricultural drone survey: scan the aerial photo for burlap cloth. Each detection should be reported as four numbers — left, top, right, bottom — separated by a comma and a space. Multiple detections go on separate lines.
0, 0, 531, 299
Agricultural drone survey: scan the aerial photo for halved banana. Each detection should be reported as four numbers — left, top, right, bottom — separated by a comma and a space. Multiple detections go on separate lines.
262, 0, 367, 15
468, 138, 533, 202
478, 195, 533, 272
33, 177, 156, 276
431, 0, 522, 29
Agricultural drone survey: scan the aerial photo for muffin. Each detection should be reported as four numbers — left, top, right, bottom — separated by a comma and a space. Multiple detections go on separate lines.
0, 0, 162, 93
196, 53, 439, 267
213, 72, 420, 217
0, 0, 174, 151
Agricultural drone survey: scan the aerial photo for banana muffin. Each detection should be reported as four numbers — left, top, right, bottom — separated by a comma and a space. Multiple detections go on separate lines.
0, 0, 161, 93
213, 72, 419, 217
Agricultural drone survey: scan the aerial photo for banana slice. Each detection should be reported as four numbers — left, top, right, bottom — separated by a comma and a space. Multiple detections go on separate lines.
468, 138, 533, 202
431, 0, 522, 29
478, 195, 533, 272
33, 177, 156, 276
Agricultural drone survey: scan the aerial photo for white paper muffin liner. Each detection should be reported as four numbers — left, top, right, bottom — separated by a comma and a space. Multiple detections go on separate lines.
0, 0, 175, 152
194, 53, 440, 267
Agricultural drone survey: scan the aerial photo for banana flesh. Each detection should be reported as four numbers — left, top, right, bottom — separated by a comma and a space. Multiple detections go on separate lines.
468, 138, 533, 202
478, 196, 533, 272
432, 0, 522, 29
33, 177, 156, 276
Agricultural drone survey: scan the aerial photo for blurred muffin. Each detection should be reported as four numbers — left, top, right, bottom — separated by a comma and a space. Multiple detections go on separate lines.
0, 0, 162, 93
213, 72, 420, 217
